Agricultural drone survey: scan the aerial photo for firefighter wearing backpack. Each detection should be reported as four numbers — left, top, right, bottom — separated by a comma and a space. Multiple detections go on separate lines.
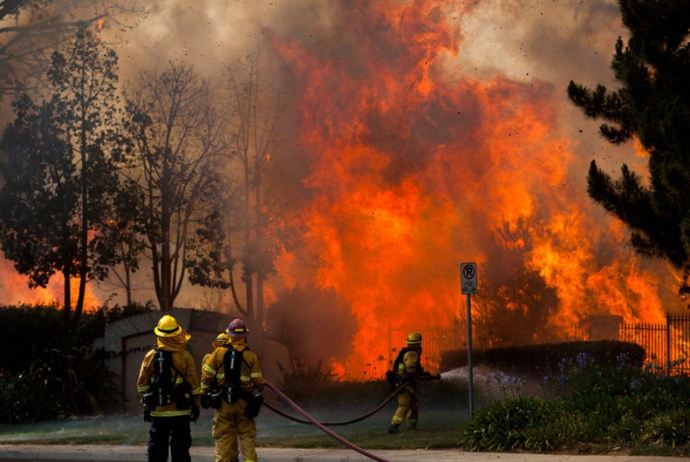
137, 315, 201, 462
201, 318, 265, 462
202, 332, 240, 462
387, 332, 439, 434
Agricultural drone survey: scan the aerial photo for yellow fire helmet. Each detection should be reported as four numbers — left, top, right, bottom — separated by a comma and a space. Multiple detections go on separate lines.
154, 315, 183, 337
212, 332, 229, 348
406, 332, 422, 345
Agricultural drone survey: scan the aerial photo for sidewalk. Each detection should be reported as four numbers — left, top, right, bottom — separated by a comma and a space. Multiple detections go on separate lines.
0, 445, 688, 462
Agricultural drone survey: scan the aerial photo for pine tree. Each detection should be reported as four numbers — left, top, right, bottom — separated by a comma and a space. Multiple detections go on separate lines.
567, 0, 690, 297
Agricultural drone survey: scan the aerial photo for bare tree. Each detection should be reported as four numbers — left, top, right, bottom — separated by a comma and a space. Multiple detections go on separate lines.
183, 49, 292, 323
124, 62, 227, 311
0, 1, 141, 101
222, 48, 290, 323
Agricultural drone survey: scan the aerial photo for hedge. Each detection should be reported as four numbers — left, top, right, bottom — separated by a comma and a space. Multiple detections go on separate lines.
440, 340, 646, 375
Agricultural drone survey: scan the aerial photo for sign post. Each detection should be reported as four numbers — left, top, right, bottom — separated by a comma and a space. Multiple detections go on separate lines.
460, 262, 477, 417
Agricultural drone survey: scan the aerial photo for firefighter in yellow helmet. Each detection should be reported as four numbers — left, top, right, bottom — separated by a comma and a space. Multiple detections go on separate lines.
137, 315, 201, 462
201, 319, 265, 462
387, 332, 439, 434
202, 332, 229, 368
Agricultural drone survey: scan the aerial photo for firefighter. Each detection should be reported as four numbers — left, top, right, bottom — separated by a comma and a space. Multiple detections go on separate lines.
201, 318, 265, 462
202, 332, 229, 367
137, 315, 201, 462
387, 332, 437, 434
201, 332, 240, 462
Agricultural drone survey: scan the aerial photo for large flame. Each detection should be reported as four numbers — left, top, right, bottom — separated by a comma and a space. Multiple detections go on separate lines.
268, 0, 675, 376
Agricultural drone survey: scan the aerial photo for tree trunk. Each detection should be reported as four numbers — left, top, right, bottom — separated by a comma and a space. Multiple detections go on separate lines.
243, 150, 254, 320
160, 148, 173, 310
255, 171, 264, 325
63, 268, 71, 325
75, 80, 88, 331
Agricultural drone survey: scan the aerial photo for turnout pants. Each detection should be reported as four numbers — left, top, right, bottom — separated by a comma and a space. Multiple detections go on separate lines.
391, 387, 419, 428
147, 415, 192, 462
213, 398, 258, 462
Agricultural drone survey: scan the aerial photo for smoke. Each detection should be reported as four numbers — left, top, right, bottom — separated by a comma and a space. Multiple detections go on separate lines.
265, 286, 357, 363
0, 1, 685, 372
113, 0, 340, 81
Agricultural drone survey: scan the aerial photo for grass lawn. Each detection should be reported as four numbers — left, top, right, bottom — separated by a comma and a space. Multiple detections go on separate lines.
0, 404, 469, 450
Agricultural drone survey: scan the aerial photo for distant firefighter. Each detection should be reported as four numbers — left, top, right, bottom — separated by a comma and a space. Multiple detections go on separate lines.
137, 315, 201, 462
201, 318, 266, 462
202, 332, 229, 368
386, 332, 440, 434
201, 331, 240, 462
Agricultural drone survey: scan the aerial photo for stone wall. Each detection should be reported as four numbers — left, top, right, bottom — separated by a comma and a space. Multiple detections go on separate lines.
104, 308, 289, 414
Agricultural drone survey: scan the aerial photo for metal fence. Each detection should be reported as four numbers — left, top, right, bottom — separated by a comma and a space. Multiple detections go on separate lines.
619, 313, 690, 374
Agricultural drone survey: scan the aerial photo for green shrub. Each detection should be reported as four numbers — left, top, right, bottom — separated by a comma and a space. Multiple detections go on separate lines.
522, 407, 586, 452
608, 414, 643, 447
0, 302, 152, 424
0, 302, 154, 376
0, 304, 66, 375
641, 410, 690, 447
460, 348, 690, 455
459, 397, 553, 451
0, 344, 124, 424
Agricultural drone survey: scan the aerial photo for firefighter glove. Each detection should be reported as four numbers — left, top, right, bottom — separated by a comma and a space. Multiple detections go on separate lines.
143, 409, 151, 423
191, 406, 200, 423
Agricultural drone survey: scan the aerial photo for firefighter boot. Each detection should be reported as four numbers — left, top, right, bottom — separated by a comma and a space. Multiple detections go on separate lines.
387, 424, 401, 434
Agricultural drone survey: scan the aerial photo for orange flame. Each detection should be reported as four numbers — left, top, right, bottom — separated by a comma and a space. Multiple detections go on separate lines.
0, 258, 101, 313
267, 0, 674, 376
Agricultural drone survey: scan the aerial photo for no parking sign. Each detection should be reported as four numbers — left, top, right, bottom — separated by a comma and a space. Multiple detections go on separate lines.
460, 262, 477, 295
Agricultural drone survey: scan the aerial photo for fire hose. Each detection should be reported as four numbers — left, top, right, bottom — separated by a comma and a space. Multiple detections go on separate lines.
264, 380, 394, 462
262, 376, 440, 462
262, 380, 409, 426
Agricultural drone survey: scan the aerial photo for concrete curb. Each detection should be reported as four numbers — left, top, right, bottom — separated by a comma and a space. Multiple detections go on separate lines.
0, 445, 688, 462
